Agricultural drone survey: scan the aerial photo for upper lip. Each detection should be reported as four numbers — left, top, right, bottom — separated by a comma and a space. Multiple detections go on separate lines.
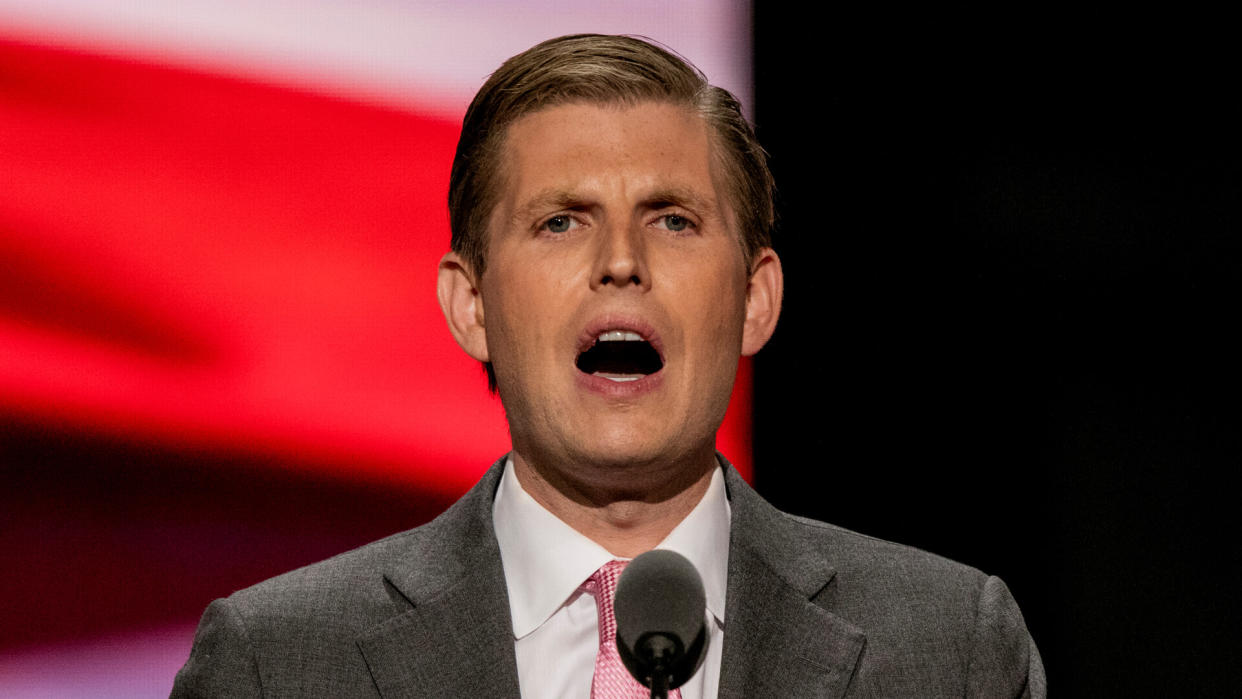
576, 315, 665, 364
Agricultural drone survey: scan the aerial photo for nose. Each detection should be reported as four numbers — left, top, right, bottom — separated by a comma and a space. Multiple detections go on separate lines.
591, 220, 651, 291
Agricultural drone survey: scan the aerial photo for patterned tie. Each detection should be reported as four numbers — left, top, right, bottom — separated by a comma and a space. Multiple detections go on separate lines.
584, 559, 683, 699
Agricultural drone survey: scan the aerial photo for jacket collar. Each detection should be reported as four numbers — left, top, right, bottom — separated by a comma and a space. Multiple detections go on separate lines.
718, 461, 866, 698
354, 455, 866, 698
357, 457, 521, 698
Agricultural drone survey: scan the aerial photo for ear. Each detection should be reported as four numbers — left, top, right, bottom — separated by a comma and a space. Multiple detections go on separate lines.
741, 247, 783, 357
437, 252, 489, 362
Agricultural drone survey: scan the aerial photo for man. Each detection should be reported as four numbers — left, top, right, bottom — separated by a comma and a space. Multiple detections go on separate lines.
173, 34, 1045, 697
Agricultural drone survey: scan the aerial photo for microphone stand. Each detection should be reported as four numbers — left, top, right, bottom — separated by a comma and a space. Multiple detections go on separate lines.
645, 638, 675, 699
649, 673, 670, 699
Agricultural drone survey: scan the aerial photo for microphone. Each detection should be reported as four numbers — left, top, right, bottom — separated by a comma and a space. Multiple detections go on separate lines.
614, 549, 708, 699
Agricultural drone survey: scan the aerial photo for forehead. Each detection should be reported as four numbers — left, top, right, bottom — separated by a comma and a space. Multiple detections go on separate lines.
506, 99, 707, 151
493, 100, 728, 212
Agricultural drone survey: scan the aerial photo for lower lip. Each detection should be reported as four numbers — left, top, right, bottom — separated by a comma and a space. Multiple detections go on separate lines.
575, 368, 664, 398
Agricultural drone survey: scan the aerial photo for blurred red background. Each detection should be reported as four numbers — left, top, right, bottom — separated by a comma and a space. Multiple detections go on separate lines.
0, 4, 754, 695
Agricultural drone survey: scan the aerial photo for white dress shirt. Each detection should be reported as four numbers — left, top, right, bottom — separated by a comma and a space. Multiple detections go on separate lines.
492, 458, 730, 699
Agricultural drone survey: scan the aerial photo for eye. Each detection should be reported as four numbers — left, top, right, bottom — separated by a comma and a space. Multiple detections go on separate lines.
656, 214, 694, 233
542, 215, 578, 234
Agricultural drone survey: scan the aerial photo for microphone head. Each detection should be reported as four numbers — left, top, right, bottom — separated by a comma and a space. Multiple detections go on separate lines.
614, 549, 708, 691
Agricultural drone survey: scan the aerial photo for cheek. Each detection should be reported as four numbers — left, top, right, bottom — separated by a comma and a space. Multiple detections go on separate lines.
698, 259, 748, 318
677, 271, 748, 363
483, 266, 567, 360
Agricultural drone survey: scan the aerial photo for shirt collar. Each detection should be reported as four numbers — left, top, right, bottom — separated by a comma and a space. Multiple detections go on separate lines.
493, 457, 731, 639
658, 462, 730, 627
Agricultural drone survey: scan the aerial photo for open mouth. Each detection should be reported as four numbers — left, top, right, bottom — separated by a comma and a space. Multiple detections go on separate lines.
576, 330, 663, 382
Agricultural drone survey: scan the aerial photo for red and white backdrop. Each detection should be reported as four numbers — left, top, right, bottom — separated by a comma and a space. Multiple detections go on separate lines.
0, 1, 753, 695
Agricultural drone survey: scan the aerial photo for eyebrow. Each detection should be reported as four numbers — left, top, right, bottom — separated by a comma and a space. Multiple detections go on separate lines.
510, 186, 719, 225
510, 189, 586, 225
639, 186, 717, 214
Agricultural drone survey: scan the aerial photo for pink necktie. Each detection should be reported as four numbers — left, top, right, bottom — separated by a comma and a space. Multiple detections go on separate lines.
584, 560, 683, 699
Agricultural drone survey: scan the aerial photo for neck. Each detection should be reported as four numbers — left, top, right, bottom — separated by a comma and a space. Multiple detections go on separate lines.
510, 449, 717, 558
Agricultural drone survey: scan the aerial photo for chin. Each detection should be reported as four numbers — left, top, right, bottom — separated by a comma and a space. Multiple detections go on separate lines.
570, 436, 661, 467
574, 429, 704, 470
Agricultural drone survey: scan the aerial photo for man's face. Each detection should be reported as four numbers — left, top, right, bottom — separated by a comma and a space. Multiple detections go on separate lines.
450, 101, 777, 486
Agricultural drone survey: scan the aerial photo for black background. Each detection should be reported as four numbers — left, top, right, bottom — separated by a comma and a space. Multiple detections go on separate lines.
751, 14, 1239, 696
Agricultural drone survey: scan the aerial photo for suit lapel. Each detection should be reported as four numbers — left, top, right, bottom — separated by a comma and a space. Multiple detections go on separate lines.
356, 459, 522, 698
353, 456, 865, 697
717, 464, 866, 698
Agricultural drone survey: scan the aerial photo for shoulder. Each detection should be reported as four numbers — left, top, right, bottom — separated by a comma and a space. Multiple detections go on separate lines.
783, 512, 988, 607
722, 465, 1044, 697
782, 515, 1046, 697
172, 460, 507, 697
214, 459, 503, 630
724, 464, 988, 612
224, 525, 431, 633
171, 524, 442, 697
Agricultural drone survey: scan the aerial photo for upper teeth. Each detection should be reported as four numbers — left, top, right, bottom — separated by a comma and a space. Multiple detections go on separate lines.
596, 330, 644, 343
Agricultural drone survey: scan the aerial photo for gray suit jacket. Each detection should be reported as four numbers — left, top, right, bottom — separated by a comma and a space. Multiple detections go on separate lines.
173, 457, 1045, 697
